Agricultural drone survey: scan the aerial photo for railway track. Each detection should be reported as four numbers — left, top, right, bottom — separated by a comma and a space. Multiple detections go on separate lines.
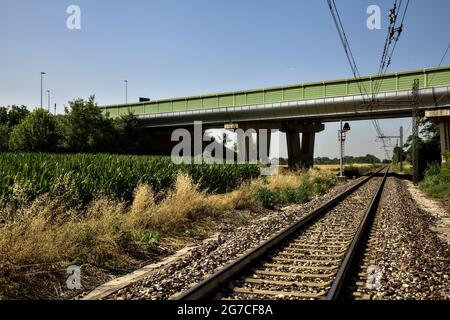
175, 167, 389, 300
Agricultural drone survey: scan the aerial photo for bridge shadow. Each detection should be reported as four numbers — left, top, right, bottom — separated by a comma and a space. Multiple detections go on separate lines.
388, 172, 413, 181
356, 172, 412, 181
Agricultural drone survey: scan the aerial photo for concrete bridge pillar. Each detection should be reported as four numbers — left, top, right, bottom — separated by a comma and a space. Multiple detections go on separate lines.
426, 108, 450, 163
283, 122, 325, 169
286, 130, 302, 170
300, 131, 316, 168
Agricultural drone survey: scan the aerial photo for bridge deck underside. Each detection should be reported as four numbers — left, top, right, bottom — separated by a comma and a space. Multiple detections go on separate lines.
137, 86, 450, 129
101, 66, 450, 123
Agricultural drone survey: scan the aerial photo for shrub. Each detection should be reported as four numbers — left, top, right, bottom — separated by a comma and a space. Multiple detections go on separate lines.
135, 230, 159, 247
278, 187, 299, 204
251, 186, 278, 209
8, 109, 60, 152
419, 153, 450, 199
296, 182, 311, 203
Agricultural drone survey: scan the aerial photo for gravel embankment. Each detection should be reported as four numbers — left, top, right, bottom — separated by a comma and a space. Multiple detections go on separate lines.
353, 177, 450, 300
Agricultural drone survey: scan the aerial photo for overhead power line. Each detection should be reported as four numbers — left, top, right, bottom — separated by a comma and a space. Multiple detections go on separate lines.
428, 42, 450, 91
371, 0, 410, 160
327, 0, 394, 160
376, 1, 398, 83
436, 42, 450, 68
326, 0, 370, 103
373, 0, 410, 96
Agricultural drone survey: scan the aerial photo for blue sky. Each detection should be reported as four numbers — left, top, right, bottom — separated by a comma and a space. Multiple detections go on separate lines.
1, 0, 449, 159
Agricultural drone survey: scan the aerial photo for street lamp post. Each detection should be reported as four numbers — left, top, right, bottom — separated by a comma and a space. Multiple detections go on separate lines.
124, 80, 128, 104
46, 90, 50, 112
40, 72, 46, 108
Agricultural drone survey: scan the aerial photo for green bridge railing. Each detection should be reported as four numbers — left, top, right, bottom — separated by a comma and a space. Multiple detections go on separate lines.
101, 66, 450, 118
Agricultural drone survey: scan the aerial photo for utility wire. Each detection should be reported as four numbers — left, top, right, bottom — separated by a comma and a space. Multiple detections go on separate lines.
373, 0, 410, 95
327, 0, 370, 102
326, 0, 413, 160
371, 0, 410, 159
375, 1, 398, 83
373, 1, 399, 96
428, 42, 450, 88
327, 0, 391, 159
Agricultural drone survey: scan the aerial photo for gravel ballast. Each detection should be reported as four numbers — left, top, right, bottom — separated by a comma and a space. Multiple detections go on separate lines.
110, 179, 364, 300
352, 177, 450, 300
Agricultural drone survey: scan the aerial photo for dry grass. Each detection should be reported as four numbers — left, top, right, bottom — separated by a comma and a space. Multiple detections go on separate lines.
0, 196, 132, 272
0, 173, 215, 281
0, 169, 336, 299
126, 173, 212, 232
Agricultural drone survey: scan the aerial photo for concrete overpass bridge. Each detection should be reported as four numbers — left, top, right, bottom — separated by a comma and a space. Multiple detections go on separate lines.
101, 66, 450, 167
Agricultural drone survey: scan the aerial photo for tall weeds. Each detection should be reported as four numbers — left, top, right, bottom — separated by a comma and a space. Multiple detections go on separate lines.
0, 169, 337, 298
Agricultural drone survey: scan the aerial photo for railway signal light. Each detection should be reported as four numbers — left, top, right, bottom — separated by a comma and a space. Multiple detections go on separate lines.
339, 121, 351, 178
343, 122, 351, 132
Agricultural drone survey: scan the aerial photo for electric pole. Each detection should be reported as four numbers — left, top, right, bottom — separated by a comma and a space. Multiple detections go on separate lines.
412, 79, 420, 185
40, 72, 46, 108
399, 126, 404, 172
124, 80, 128, 104
47, 90, 50, 112
339, 120, 344, 178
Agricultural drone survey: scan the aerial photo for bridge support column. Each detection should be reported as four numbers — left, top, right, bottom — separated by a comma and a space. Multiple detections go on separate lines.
286, 130, 302, 169
300, 131, 316, 168
283, 122, 324, 169
426, 108, 450, 163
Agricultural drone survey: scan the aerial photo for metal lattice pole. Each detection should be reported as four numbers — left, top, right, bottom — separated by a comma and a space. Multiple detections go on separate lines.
412, 79, 420, 185
399, 126, 404, 172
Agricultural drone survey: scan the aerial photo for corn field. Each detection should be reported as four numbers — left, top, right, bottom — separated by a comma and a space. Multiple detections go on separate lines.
0, 153, 260, 205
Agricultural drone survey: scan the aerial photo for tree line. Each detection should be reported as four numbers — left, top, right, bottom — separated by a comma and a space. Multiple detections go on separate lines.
314, 154, 382, 164
0, 96, 151, 154
0, 97, 443, 178
392, 116, 442, 178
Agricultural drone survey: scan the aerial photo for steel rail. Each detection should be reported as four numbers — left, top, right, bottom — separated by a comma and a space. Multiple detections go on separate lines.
175, 167, 386, 300
326, 167, 389, 300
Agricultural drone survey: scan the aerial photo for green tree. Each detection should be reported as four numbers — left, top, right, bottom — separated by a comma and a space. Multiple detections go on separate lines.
343, 154, 381, 164
8, 109, 60, 152
113, 112, 141, 153
392, 146, 405, 164
0, 124, 10, 151
0, 107, 8, 125
7, 105, 29, 127
404, 116, 441, 179
60, 96, 115, 152
362, 154, 381, 164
